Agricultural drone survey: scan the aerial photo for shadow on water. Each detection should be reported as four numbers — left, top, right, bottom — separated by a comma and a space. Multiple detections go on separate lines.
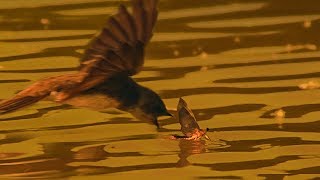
0, 68, 76, 73
198, 176, 242, 179
258, 165, 320, 179
160, 86, 301, 99
0, 79, 30, 83
194, 155, 301, 171
214, 72, 320, 83
214, 57, 320, 70
1, 34, 93, 42
0, 104, 73, 121
0, 46, 83, 62
0, 117, 143, 134
213, 120, 320, 133
212, 137, 319, 152
261, 104, 320, 118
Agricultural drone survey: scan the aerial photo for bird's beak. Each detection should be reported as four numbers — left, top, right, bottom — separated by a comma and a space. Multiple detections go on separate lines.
164, 111, 173, 117
152, 116, 160, 129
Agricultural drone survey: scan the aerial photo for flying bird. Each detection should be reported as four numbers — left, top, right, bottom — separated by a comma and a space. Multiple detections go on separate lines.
171, 98, 210, 140
0, 0, 171, 127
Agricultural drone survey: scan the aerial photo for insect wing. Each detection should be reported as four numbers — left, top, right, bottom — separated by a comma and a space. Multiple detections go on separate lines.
177, 98, 201, 136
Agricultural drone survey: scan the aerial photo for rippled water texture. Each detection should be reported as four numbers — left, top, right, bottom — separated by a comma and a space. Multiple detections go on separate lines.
0, 0, 320, 179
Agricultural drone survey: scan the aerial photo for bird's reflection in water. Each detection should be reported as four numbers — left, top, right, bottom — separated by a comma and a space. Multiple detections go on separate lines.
0, 143, 111, 178
176, 139, 207, 167
73, 145, 109, 162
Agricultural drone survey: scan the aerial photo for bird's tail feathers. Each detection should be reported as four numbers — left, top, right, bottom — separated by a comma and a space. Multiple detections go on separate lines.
0, 95, 45, 114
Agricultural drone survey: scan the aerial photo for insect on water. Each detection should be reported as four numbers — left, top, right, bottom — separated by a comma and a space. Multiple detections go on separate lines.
171, 98, 211, 141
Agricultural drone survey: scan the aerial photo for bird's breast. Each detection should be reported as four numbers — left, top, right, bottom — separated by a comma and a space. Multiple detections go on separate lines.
61, 93, 120, 110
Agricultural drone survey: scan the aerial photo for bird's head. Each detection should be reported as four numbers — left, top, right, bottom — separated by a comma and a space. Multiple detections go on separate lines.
129, 87, 171, 128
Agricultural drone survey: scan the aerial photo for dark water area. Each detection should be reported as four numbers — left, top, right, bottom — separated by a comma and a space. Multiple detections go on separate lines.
0, 0, 319, 179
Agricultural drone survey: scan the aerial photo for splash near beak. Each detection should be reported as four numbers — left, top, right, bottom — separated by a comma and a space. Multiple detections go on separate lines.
204, 128, 211, 141
204, 134, 211, 141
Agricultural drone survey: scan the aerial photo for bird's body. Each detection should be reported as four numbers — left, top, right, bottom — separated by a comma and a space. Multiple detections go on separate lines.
60, 74, 137, 111
0, 0, 170, 127
58, 93, 119, 111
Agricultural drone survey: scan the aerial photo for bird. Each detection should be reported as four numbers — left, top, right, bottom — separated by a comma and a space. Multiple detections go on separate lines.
171, 98, 210, 140
0, 0, 172, 128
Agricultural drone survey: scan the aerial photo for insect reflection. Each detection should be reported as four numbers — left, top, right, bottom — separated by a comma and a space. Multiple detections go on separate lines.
176, 139, 207, 167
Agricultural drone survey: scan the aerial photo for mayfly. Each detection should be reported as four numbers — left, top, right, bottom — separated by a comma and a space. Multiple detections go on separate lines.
171, 98, 210, 141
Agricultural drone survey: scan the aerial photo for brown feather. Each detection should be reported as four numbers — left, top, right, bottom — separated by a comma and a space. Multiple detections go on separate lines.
0, 96, 46, 114
117, 5, 137, 43
144, 0, 158, 42
132, 0, 147, 43
108, 16, 129, 43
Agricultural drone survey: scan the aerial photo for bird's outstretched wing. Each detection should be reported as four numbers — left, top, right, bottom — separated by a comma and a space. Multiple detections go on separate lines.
0, 0, 158, 114
177, 98, 201, 137
80, 0, 158, 76
67, 0, 159, 96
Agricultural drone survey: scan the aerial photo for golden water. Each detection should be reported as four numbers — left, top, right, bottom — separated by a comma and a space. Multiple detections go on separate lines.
0, 0, 319, 179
